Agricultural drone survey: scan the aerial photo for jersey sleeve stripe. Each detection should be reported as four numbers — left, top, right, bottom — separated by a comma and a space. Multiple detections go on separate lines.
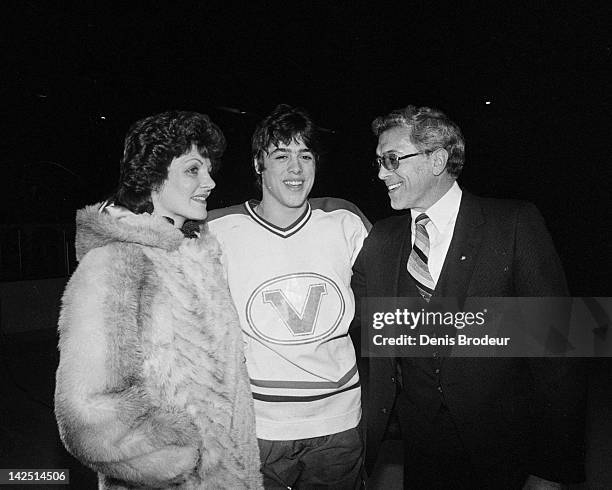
252, 380, 360, 402
309, 197, 372, 231
250, 364, 358, 389
206, 203, 248, 222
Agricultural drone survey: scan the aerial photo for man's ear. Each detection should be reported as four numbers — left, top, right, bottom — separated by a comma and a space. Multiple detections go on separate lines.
254, 158, 262, 174
431, 148, 449, 176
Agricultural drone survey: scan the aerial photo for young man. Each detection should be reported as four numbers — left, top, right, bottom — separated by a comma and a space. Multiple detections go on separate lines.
207, 105, 370, 489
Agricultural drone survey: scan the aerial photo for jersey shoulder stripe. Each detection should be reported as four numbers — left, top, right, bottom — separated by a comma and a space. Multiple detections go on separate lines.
206, 203, 249, 223
252, 380, 360, 402
310, 197, 372, 231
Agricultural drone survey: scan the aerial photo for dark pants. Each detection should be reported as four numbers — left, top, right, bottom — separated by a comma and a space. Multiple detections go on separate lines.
398, 402, 526, 489
399, 403, 479, 490
258, 425, 364, 489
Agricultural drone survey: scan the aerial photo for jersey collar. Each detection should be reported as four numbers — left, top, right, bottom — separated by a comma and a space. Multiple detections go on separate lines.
244, 200, 312, 238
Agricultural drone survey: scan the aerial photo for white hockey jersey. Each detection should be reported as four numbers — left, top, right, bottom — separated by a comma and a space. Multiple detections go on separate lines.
207, 198, 370, 440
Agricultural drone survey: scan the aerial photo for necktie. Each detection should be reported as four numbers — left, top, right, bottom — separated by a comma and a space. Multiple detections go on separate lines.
408, 213, 435, 301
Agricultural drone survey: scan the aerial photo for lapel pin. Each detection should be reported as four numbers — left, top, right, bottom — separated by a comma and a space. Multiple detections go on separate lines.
460, 255, 467, 261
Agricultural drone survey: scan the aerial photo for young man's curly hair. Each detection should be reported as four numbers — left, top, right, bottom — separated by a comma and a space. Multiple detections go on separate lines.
251, 104, 321, 188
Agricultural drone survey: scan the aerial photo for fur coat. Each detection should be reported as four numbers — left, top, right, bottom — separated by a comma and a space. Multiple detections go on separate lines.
54, 204, 262, 489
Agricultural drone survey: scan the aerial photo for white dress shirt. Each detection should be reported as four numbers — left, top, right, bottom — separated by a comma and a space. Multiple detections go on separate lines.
410, 181, 463, 285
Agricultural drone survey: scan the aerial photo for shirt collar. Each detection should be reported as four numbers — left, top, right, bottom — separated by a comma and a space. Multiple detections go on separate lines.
245, 200, 312, 238
411, 181, 462, 234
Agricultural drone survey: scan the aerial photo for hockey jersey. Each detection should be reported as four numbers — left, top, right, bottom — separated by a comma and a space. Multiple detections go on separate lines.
207, 197, 370, 440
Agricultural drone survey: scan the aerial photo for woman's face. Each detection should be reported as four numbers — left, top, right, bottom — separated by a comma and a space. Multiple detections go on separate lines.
151, 146, 215, 228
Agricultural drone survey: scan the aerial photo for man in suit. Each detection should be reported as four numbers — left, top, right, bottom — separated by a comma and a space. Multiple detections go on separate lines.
351, 105, 586, 489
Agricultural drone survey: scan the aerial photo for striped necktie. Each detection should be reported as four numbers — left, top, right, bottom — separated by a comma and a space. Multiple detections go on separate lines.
408, 213, 435, 301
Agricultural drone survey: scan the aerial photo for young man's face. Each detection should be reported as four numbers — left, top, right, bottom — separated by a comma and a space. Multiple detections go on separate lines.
259, 137, 315, 213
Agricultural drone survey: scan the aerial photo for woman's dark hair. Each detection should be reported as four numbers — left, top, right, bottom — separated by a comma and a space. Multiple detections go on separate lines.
110, 111, 226, 214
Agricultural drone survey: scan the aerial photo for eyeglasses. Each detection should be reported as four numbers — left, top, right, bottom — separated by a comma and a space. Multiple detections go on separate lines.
373, 152, 428, 171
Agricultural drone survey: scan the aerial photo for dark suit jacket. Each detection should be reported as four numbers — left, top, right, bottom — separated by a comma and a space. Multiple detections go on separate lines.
351, 191, 586, 485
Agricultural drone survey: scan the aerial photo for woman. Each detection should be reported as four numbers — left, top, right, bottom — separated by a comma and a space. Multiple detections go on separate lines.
54, 111, 262, 489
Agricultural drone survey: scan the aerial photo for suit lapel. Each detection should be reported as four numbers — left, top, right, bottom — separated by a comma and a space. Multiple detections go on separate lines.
383, 199, 485, 300
435, 191, 485, 300
381, 214, 415, 298
430, 192, 485, 370
376, 200, 484, 373
381, 214, 414, 371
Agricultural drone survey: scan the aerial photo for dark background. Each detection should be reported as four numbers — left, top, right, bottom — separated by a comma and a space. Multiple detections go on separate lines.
2, 1, 610, 290
1, 3, 611, 487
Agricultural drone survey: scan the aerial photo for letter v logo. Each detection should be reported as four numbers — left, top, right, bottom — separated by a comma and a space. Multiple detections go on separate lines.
262, 284, 328, 336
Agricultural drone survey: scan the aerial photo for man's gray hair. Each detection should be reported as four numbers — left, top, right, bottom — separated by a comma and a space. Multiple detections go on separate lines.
372, 105, 465, 178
